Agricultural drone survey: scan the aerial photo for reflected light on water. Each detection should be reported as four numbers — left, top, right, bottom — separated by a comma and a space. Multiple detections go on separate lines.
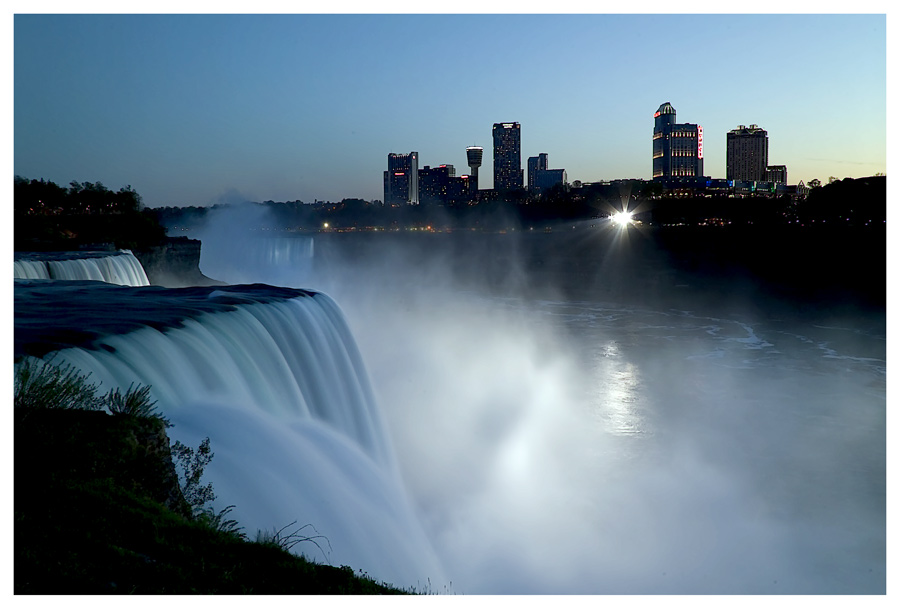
591, 340, 646, 437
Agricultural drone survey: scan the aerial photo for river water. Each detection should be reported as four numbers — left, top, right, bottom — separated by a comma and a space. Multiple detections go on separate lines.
192, 220, 885, 594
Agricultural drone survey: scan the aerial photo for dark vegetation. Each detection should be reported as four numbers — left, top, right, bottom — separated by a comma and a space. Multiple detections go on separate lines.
14, 359, 409, 594
15, 174, 884, 240
646, 175, 885, 227
14, 176, 167, 251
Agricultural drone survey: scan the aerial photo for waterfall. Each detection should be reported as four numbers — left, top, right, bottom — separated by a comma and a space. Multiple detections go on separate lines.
196, 229, 315, 286
12, 259, 50, 280
184, 202, 315, 287
14, 250, 150, 286
16, 282, 443, 589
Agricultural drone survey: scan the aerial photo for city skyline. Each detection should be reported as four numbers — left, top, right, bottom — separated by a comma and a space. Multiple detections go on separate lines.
13, 10, 887, 208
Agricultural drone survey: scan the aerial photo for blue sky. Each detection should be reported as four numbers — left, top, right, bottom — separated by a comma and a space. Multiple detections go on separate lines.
13, 9, 888, 207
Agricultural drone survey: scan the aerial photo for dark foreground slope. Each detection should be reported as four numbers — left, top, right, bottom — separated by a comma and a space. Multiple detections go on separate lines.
14, 409, 408, 594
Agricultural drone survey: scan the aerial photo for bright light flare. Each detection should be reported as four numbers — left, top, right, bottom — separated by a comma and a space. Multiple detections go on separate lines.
611, 211, 634, 226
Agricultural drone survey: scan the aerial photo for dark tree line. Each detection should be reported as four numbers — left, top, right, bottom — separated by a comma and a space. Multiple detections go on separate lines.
795, 175, 885, 226
14, 176, 166, 251
155, 187, 605, 233
647, 194, 794, 226
15, 177, 145, 216
26, 173, 881, 249
637, 176, 885, 228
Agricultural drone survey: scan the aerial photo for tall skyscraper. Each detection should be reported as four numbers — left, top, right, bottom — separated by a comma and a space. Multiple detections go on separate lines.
652, 102, 703, 181
527, 153, 548, 193
466, 146, 483, 191
726, 125, 769, 182
492, 122, 523, 192
383, 152, 419, 205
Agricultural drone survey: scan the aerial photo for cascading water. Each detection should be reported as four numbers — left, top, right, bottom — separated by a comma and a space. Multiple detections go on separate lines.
13, 259, 50, 280
191, 205, 315, 286
15, 281, 445, 589
14, 250, 150, 286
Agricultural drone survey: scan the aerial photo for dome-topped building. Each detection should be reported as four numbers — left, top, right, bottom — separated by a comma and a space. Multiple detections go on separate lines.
655, 101, 676, 116
652, 102, 703, 182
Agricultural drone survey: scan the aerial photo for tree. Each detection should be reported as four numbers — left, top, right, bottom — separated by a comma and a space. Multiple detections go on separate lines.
115, 185, 143, 213
15, 176, 166, 249
807, 178, 822, 189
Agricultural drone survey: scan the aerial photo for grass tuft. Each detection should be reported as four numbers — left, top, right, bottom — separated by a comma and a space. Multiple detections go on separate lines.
255, 521, 333, 563
14, 357, 103, 411
106, 383, 171, 426
196, 505, 246, 540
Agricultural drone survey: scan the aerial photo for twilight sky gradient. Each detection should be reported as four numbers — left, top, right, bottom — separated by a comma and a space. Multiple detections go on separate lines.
13, 9, 887, 208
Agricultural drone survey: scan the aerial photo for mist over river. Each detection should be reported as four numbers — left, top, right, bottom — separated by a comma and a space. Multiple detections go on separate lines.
192, 207, 885, 594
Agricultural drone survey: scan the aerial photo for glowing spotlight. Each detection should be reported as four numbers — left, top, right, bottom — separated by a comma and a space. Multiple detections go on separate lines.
611, 210, 634, 226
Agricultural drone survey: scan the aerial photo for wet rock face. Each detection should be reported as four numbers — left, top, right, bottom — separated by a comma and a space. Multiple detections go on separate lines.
134, 237, 219, 286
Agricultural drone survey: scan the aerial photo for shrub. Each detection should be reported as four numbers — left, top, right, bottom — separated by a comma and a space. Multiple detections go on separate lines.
196, 505, 246, 540
106, 383, 171, 427
14, 357, 103, 411
171, 437, 216, 513
14, 357, 171, 425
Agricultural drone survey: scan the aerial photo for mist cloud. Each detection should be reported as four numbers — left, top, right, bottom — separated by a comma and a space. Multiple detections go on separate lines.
194, 218, 885, 594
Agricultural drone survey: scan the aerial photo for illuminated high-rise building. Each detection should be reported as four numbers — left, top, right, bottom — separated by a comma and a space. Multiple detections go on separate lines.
383, 152, 419, 205
466, 146, 483, 191
726, 124, 768, 182
418, 164, 455, 205
492, 122, 523, 192
652, 102, 703, 181
419, 164, 473, 206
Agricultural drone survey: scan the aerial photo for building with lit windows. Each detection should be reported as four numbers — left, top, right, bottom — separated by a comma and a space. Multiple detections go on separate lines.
726, 125, 768, 182
493, 122, 523, 192
418, 164, 455, 205
652, 102, 704, 182
383, 152, 419, 205
419, 164, 473, 206
527, 153, 548, 193
766, 164, 787, 185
